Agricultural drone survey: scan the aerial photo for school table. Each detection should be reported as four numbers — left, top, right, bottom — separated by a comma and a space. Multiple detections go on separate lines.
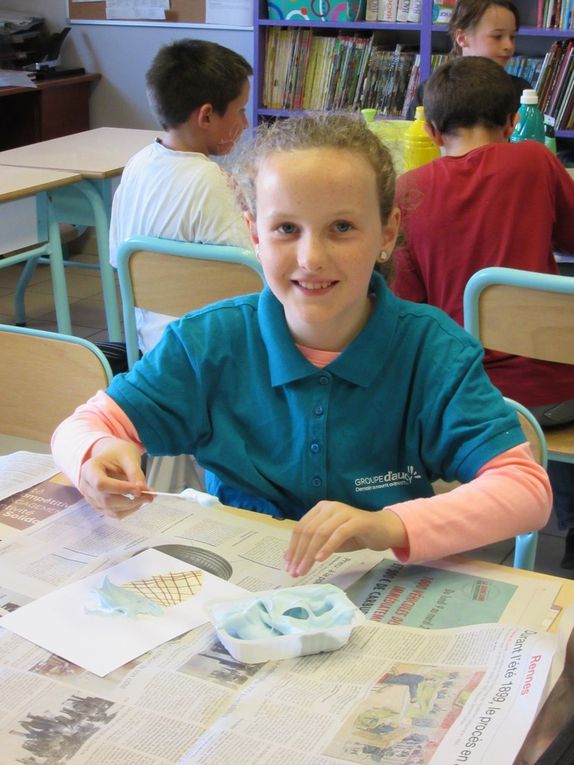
0, 458, 573, 763
0, 127, 159, 342
0, 166, 84, 335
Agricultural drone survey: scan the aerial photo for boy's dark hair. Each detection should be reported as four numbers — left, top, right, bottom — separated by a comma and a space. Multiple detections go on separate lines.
449, 0, 520, 55
423, 56, 517, 135
146, 39, 252, 129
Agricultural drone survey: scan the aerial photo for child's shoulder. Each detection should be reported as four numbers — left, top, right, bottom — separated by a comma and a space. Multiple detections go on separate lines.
393, 294, 480, 352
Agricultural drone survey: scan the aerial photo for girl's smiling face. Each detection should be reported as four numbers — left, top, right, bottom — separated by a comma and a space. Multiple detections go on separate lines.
247, 146, 400, 351
456, 5, 517, 67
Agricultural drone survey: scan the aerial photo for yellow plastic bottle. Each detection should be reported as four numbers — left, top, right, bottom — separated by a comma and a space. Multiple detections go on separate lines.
403, 105, 440, 172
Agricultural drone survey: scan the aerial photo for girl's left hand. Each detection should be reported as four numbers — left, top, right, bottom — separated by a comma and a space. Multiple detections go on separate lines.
284, 501, 407, 578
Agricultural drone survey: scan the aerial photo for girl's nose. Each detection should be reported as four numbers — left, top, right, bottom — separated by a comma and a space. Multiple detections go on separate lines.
298, 234, 326, 271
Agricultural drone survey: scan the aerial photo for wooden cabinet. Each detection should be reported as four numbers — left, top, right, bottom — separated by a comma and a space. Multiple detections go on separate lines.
0, 73, 100, 151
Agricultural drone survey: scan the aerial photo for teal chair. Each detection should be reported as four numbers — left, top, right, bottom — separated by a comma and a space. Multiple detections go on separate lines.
433, 394, 547, 570
463, 266, 574, 569
0, 325, 112, 444
116, 236, 264, 492
116, 236, 264, 370
504, 397, 548, 571
464, 267, 574, 464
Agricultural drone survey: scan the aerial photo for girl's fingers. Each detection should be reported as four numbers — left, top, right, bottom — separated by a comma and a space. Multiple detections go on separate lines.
287, 505, 360, 576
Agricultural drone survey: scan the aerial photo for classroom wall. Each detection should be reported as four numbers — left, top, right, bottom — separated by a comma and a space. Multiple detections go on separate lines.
7, 1, 254, 129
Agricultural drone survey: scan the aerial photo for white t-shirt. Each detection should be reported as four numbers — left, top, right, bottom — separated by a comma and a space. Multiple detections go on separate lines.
109, 140, 253, 353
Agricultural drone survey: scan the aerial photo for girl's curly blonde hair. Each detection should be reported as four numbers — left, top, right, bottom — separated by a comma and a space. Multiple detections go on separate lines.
234, 112, 396, 225
233, 112, 398, 282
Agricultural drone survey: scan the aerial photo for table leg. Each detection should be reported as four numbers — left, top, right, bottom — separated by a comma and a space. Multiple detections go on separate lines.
49, 180, 122, 343
9, 191, 72, 335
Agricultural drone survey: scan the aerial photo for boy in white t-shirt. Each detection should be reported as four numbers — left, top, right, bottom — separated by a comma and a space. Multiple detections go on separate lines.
109, 39, 254, 353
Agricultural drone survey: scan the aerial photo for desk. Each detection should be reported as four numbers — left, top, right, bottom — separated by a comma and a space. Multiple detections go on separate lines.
0, 74, 101, 151
0, 128, 159, 342
0, 167, 83, 334
0, 458, 573, 764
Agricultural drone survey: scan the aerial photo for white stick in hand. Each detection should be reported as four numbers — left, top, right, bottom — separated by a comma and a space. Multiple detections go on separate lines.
125, 488, 221, 507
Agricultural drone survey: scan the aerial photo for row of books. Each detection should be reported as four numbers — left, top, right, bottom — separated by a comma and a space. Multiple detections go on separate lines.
365, 0, 422, 23
506, 55, 545, 84
262, 28, 423, 115
537, 0, 574, 29
536, 39, 574, 128
262, 27, 548, 119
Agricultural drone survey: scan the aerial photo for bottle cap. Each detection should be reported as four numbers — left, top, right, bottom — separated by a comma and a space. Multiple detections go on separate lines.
520, 89, 539, 105
415, 105, 426, 120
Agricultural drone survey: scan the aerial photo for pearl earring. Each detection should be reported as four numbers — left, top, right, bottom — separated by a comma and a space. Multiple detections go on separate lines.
379, 250, 388, 262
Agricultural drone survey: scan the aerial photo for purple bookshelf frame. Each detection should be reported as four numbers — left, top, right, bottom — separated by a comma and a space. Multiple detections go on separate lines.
253, 0, 574, 137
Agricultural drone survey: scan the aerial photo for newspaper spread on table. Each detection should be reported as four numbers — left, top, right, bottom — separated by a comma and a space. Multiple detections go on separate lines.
0, 452, 568, 765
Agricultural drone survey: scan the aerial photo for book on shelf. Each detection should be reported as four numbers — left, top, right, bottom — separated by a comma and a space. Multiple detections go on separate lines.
536, 39, 574, 129
365, 0, 379, 20
378, 0, 399, 21
396, 0, 412, 22
402, 52, 421, 117
547, 41, 573, 116
408, 0, 422, 22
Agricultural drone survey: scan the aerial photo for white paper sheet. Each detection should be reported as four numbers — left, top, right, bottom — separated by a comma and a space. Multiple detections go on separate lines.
106, 0, 168, 19
1, 549, 246, 676
206, 0, 252, 25
0, 69, 36, 88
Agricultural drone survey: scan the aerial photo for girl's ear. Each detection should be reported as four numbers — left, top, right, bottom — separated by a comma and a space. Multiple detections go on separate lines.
381, 206, 401, 255
454, 28, 469, 50
244, 212, 259, 247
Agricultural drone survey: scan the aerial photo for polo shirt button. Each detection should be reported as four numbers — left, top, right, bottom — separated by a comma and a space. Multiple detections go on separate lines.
319, 375, 330, 386
312, 476, 322, 487
310, 440, 320, 454
314, 405, 324, 416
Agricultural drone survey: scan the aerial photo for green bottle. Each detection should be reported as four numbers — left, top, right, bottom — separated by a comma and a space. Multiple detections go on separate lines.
544, 118, 557, 155
510, 89, 545, 144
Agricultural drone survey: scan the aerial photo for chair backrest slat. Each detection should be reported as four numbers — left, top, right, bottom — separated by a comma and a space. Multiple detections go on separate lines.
478, 284, 574, 365
116, 236, 264, 369
1, 326, 112, 442
130, 251, 263, 315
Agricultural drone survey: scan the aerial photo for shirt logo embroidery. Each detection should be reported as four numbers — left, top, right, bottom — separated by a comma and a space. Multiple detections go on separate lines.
355, 466, 422, 492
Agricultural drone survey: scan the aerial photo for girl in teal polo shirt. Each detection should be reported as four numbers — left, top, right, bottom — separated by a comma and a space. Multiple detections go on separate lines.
51, 113, 551, 576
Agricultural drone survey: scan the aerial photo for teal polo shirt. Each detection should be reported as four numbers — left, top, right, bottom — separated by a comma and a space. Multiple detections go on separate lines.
108, 274, 525, 520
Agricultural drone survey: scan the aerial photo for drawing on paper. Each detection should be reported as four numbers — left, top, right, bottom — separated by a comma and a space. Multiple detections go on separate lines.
86, 569, 204, 617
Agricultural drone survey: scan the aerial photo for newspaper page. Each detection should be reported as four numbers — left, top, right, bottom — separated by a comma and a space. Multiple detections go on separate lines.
0, 609, 562, 765
0, 481, 383, 606
0, 465, 567, 764
176, 621, 557, 765
0, 452, 59, 502
346, 555, 562, 632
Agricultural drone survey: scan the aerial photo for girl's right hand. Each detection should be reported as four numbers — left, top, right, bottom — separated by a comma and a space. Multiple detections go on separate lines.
78, 437, 149, 515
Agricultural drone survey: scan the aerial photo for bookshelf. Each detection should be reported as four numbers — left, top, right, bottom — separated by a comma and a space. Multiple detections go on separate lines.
253, 0, 574, 138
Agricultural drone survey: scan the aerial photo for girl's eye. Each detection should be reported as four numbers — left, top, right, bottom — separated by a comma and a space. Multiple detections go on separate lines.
277, 223, 297, 234
335, 221, 353, 233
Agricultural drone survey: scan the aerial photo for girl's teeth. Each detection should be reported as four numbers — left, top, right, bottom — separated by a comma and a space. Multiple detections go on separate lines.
299, 281, 331, 290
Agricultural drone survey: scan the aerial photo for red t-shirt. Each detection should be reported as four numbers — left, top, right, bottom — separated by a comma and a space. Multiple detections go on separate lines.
393, 140, 574, 407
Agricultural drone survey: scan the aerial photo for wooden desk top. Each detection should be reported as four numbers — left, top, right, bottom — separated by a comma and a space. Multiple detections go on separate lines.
0, 72, 100, 97
0, 127, 159, 179
0, 166, 83, 203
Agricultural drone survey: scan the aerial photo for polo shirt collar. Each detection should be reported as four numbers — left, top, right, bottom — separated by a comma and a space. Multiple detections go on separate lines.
258, 273, 399, 387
